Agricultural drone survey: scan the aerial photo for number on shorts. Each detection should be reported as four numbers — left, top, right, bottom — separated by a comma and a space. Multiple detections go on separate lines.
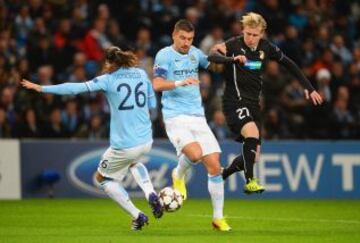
236, 107, 250, 120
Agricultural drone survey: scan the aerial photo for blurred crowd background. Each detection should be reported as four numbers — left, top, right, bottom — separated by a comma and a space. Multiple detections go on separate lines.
0, 0, 359, 141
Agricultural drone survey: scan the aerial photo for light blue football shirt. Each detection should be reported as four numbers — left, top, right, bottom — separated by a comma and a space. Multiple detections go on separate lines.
42, 67, 156, 149
153, 45, 209, 119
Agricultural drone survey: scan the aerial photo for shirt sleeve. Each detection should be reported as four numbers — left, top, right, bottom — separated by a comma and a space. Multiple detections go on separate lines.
264, 40, 315, 92
224, 37, 237, 56
85, 74, 109, 92
208, 51, 235, 63
266, 40, 284, 61
279, 55, 315, 92
140, 70, 157, 109
147, 78, 157, 109
197, 48, 210, 69
153, 50, 169, 79
42, 82, 90, 95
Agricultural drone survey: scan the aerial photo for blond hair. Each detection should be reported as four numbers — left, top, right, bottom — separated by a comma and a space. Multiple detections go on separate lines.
241, 12, 267, 31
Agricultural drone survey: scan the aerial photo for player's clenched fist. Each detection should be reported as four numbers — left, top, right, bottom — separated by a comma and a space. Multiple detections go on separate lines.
233, 55, 247, 64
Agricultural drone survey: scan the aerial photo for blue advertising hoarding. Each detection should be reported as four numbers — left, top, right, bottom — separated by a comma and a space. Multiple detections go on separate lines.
20, 140, 360, 198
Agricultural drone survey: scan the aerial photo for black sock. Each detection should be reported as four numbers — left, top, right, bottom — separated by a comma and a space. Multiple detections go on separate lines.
243, 137, 259, 183
222, 155, 244, 180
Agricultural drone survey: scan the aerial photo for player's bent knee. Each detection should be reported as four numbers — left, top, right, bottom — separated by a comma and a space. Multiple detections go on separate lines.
241, 122, 260, 138
184, 149, 203, 162
207, 163, 221, 176
187, 153, 202, 162
182, 143, 203, 162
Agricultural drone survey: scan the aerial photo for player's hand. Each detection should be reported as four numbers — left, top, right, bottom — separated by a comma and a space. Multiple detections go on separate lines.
174, 78, 200, 87
304, 89, 323, 105
21, 79, 42, 92
233, 55, 247, 64
183, 77, 200, 86
211, 43, 227, 55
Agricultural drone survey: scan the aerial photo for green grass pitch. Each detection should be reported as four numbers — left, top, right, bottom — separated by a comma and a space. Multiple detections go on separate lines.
1, 199, 360, 243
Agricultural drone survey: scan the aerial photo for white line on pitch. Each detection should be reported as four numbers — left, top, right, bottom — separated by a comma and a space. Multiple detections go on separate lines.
186, 214, 360, 225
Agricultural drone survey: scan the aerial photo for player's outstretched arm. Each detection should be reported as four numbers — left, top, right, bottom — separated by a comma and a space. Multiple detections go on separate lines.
279, 56, 323, 105
207, 51, 247, 73
21, 79, 42, 92
152, 76, 199, 92
21, 79, 91, 95
208, 51, 247, 64
208, 51, 234, 64
211, 43, 227, 55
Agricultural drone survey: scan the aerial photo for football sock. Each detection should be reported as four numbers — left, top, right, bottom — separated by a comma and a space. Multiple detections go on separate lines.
175, 154, 194, 179
208, 174, 224, 219
243, 137, 259, 183
101, 180, 140, 219
130, 162, 155, 200
222, 155, 244, 180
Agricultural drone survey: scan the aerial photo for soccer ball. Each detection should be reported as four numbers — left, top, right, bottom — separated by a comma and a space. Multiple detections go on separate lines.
158, 187, 183, 212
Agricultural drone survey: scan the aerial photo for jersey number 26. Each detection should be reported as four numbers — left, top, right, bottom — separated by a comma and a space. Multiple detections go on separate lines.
117, 82, 146, 110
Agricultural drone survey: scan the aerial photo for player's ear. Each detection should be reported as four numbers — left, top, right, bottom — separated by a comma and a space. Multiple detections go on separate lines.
260, 29, 265, 38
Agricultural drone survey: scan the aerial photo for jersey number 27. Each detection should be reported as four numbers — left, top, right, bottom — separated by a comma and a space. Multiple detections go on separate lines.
236, 107, 250, 120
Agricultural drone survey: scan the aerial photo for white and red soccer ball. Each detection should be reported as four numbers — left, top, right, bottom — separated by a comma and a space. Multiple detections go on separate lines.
158, 187, 183, 212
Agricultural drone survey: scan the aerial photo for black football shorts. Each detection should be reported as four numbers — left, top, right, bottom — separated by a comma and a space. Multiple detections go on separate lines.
222, 100, 262, 143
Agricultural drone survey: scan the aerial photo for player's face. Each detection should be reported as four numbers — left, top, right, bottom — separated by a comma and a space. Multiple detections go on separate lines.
243, 26, 264, 49
172, 30, 194, 54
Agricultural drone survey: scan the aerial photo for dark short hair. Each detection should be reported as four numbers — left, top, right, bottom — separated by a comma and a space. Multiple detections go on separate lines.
174, 19, 194, 32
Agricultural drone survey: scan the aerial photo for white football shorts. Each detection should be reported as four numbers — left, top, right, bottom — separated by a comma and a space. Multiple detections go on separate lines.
164, 115, 221, 157
97, 141, 152, 181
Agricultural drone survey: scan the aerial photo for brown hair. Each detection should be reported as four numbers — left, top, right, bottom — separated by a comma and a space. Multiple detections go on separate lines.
102, 46, 139, 73
173, 19, 195, 33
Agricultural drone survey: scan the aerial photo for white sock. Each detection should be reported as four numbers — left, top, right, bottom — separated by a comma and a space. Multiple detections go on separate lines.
130, 162, 155, 200
101, 180, 140, 219
208, 174, 224, 219
175, 154, 194, 179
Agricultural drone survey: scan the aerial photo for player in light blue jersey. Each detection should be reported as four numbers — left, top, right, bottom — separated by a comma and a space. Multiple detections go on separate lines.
21, 46, 163, 231
153, 20, 231, 231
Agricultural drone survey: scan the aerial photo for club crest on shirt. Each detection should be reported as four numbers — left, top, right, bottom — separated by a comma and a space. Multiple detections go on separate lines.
259, 50, 265, 60
189, 54, 196, 64
174, 59, 181, 67
153, 64, 160, 71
